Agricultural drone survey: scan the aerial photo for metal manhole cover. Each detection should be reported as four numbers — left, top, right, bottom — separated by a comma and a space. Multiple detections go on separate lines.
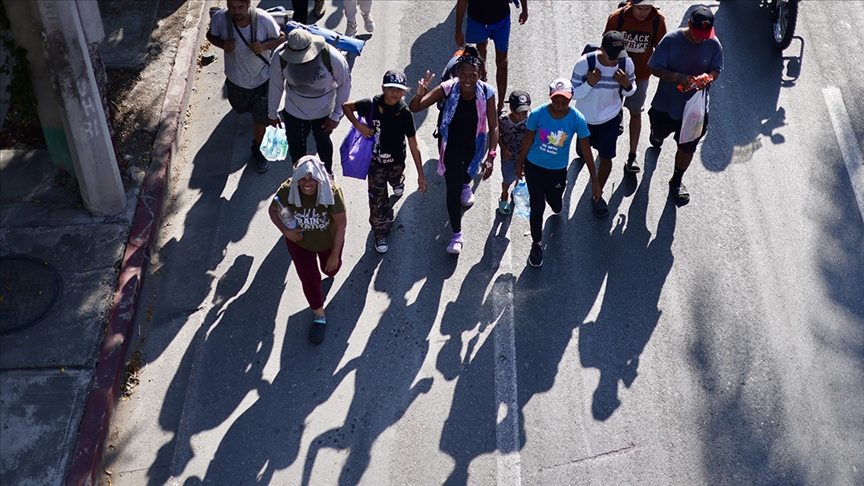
0, 255, 63, 335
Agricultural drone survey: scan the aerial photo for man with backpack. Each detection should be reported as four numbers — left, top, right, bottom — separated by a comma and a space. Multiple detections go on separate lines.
570, 31, 636, 218
206, 0, 284, 172
604, 0, 667, 173
268, 29, 352, 176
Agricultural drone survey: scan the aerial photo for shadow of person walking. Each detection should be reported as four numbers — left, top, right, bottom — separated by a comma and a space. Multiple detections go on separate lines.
578, 146, 677, 421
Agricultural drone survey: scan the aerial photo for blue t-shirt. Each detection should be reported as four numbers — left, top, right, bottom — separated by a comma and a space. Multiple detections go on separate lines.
526, 104, 590, 170
648, 29, 723, 119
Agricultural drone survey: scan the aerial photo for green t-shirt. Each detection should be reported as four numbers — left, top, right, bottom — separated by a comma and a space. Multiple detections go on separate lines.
274, 179, 346, 252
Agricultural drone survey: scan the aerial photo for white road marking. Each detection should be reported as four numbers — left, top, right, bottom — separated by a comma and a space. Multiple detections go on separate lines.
823, 87, 864, 222
493, 215, 522, 485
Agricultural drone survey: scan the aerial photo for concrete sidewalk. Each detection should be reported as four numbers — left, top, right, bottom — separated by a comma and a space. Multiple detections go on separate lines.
0, 1, 207, 485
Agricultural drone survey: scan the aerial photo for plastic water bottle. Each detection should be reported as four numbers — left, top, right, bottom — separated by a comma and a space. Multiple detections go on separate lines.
275, 127, 288, 161
513, 178, 530, 219
273, 196, 297, 229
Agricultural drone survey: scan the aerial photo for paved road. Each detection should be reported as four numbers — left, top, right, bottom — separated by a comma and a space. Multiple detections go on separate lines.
106, 1, 864, 484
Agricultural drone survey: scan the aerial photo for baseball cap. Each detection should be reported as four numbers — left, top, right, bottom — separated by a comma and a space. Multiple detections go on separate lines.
281, 29, 325, 64
382, 70, 408, 90
549, 78, 573, 100
689, 6, 715, 40
602, 31, 629, 60
507, 90, 532, 113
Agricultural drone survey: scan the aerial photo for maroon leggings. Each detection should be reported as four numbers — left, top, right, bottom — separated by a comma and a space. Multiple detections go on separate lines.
285, 239, 343, 310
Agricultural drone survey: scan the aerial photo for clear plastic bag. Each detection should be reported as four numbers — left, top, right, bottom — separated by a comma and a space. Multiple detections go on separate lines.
260, 123, 288, 161
679, 90, 706, 144
513, 178, 530, 219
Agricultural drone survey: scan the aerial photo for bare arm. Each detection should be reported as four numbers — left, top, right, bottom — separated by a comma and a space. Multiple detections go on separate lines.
482, 93, 498, 181
342, 101, 375, 138
455, 0, 468, 46
407, 136, 427, 194
325, 211, 347, 273
268, 204, 303, 242
515, 129, 536, 179
409, 71, 444, 113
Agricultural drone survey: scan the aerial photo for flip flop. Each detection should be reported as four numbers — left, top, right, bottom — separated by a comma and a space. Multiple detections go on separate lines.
498, 200, 512, 215
593, 198, 609, 218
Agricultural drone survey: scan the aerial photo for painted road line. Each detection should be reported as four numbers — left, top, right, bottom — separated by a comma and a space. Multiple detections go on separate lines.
493, 215, 522, 485
823, 87, 864, 222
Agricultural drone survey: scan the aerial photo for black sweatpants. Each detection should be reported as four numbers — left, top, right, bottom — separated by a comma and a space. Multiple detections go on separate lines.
443, 144, 475, 234
283, 110, 334, 174
523, 160, 567, 243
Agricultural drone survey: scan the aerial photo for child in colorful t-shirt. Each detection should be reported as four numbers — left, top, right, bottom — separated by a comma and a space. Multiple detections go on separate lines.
497, 90, 532, 215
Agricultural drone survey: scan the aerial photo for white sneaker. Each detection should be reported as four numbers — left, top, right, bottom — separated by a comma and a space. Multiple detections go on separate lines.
345, 21, 357, 37
362, 13, 375, 33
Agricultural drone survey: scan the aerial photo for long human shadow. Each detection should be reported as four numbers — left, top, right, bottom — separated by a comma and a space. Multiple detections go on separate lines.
188, 244, 380, 484
132, 112, 283, 483
578, 147, 676, 420
437, 219, 516, 485
700, 1, 791, 172
297, 158, 455, 485
404, 5, 458, 130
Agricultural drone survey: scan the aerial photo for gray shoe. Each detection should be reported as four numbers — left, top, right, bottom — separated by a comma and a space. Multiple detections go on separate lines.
313, 0, 326, 18
345, 21, 357, 37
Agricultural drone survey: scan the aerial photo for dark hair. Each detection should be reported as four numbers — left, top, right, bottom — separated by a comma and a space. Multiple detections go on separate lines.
456, 44, 484, 72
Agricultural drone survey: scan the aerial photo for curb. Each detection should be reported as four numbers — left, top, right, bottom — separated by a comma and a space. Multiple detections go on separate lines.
64, 1, 209, 485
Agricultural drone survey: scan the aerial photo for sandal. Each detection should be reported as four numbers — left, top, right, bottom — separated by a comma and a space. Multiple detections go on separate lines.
668, 180, 690, 203
498, 200, 512, 215
593, 197, 609, 218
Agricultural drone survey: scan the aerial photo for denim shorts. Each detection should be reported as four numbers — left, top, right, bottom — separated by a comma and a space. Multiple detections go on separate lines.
466, 15, 511, 51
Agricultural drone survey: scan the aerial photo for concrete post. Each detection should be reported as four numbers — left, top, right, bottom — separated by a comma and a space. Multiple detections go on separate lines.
2, 0, 75, 175
35, 0, 125, 216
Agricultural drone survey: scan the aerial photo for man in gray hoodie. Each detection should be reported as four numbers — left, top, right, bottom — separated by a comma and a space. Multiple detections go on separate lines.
269, 29, 352, 175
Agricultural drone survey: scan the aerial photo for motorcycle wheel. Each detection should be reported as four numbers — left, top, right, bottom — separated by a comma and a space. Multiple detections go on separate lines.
772, 0, 798, 51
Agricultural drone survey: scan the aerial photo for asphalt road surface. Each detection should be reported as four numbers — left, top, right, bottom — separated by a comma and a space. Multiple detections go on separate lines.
106, 1, 864, 485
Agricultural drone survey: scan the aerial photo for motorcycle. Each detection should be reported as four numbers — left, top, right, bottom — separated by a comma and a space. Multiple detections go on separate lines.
769, 0, 799, 51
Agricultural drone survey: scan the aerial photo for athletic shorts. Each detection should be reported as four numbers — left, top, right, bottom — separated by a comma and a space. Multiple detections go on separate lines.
466, 15, 511, 51
225, 79, 270, 126
588, 113, 623, 160
623, 80, 649, 113
648, 107, 710, 154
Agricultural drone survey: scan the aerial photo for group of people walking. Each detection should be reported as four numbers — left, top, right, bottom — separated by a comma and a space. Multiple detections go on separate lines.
206, 0, 723, 342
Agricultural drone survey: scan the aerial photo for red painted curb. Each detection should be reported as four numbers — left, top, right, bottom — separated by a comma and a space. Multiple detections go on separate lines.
64, 2, 209, 485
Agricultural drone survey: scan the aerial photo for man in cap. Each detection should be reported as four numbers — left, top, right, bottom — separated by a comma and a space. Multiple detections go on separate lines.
647, 6, 723, 203
570, 30, 637, 218
269, 29, 352, 176
206, 0, 284, 172
454, 0, 529, 112
604, 0, 667, 173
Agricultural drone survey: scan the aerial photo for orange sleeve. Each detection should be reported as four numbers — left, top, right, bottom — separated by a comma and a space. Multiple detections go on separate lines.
604, 9, 621, 35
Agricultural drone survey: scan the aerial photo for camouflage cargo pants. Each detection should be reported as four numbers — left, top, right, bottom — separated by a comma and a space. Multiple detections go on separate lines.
368, 160, 405, 236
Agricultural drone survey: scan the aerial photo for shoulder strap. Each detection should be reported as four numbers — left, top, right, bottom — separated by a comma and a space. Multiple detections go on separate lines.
321, 46, 333, 75
588, 52, 596, 72
224, 8, 233, 42
250, 7, 258, 44
617, 9, 625, 31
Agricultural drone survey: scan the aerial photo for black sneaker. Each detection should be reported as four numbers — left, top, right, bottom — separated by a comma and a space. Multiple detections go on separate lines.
309, 317, 326, 344
251, 143, 270, 172
649, 131, 664, 148
528, 242, 543, 268
375, 236, 388, 253
625, 152, 641, 173
668, 179, 690, 202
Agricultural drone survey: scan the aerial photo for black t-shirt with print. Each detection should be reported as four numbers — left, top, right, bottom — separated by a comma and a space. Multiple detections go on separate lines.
467, 0, 511, 26
353, 95, 417, 165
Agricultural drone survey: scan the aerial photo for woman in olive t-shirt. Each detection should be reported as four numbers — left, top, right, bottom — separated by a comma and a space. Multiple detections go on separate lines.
268, 155, 347, 344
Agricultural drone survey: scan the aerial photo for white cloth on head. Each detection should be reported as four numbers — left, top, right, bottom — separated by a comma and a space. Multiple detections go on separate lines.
288, 156, 335, 207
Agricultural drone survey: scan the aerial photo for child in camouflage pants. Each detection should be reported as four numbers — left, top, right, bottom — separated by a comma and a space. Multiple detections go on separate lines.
342, 70, 427, 253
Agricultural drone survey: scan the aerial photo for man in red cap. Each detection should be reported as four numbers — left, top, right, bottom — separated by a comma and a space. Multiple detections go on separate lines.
647, 6, 723, 203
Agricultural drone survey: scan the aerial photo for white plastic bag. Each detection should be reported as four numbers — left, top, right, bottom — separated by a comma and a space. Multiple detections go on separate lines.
260, 123, 288, 161
679, 89, 706, 144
